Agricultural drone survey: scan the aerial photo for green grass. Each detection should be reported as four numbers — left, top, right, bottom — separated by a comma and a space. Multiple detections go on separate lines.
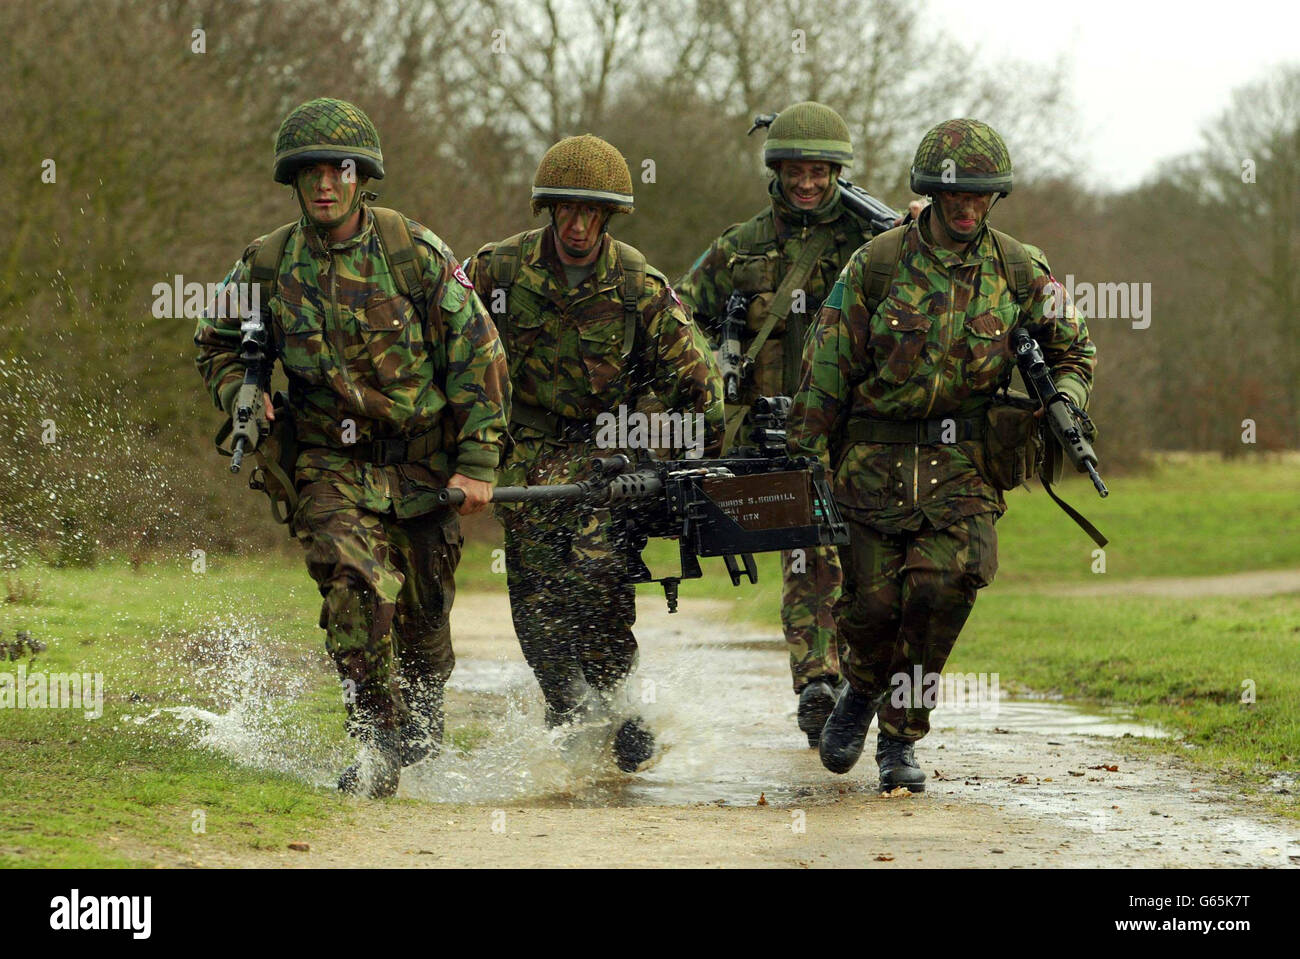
951, 592, 1300, 776
0, 455, 1296, 864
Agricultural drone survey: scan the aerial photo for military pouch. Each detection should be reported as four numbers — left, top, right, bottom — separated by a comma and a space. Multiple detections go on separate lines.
214, 391, 300, 528
982, 390, 1043, 491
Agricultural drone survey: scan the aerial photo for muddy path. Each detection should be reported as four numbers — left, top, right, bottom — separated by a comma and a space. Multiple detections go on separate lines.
169, 593, 1298, 869
1030, 568, 1300, 599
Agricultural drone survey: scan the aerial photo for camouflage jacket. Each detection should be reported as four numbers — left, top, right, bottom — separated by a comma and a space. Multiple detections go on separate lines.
195, 206, 511, 518
464, 228, 724, 491
787, 208, 1095, 534
676, 180, 877, 399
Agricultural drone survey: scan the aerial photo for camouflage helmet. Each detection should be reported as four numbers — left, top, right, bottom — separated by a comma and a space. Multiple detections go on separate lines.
273, 98, 385, 184
763, 102, 853, 169
910, 118, 1013, 196
531, 134, 634, 215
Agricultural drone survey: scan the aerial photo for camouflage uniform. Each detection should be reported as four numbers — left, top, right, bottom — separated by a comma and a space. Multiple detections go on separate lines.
195, 100, 510, 785
677, 103, 884, 695
789, 124, 1094, 746
465, 226, 724, 721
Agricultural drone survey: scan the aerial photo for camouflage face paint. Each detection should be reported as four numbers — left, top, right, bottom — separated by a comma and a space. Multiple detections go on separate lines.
932, 191, 995, 246
295, 162, 362, 231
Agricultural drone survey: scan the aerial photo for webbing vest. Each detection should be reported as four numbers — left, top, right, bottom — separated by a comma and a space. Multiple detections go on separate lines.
856, 223, 1105, 546
250, 206, 435, 329
861, 224, 1033, 317
486, 230, 648, 438
225, 207, 446, 522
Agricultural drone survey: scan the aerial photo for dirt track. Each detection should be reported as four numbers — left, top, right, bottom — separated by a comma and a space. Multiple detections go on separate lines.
169, 586, 1299, 869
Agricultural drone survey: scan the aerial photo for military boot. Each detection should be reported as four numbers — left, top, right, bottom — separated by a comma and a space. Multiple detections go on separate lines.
818, 685, 883, 774
797, 678, 840, 749
613, 716, 655, 772
876, 732, 926, 793
338, 727, 403, 798
401, 676, 445, 767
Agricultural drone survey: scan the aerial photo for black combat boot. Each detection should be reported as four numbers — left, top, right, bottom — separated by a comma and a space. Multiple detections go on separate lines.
818, 685, 883, 774
875, 732, 926, 793
401, 677, 445, 767
338, 727, 403, 798
797, 678, 840, 749
613, 716, 655, 772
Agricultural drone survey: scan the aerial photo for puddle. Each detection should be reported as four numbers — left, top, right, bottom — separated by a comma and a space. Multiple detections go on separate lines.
138, 611, 1192, 810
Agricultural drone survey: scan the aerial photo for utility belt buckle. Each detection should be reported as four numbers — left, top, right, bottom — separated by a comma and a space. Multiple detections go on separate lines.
371, 436, 408, 465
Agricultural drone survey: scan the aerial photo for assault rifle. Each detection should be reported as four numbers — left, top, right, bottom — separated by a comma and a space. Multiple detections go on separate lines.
748, 113, 903, 235
1011, 329, 1106, 497
440, 397, 848, 612
718, 290, 751, 404
227, 310, 272, 474
1012, 328, 1109, 548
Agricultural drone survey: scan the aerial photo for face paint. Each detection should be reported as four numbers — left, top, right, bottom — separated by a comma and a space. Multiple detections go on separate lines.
932, 191, 996, 246
295, 162, 362, 232
551, 203, 608, 262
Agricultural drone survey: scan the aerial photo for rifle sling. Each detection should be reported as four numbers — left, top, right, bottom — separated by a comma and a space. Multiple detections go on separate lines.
1042, 478, 1108, 548
723, 229, 832, 452
746, 227, 833, 370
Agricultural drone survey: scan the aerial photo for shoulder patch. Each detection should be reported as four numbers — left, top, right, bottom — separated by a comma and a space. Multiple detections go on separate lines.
451, 262, 473, 289
825, 279, 846, 312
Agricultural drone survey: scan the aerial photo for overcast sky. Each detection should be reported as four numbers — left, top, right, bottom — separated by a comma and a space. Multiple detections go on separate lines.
921, 0, 1299, 189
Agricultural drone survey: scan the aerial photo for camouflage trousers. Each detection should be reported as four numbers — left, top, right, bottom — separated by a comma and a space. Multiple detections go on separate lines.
294, 480, 462, 740
780, 545, 843, 692
500, 504, 638, 721
835, 511, 998, 741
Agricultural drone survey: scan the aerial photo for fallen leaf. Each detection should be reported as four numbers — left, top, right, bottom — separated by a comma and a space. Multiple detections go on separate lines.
1042, 777, 1053, 782
873, 854, 894, 861
1088, 764, 1119, 772
756, 792, 767, 806
1068, 770, 1084, 777
991, 727, 1011, 734
933, 769, 953, 781
287, 841, 310, 852
881, 786, 915, 799
991, 848, 1005, 854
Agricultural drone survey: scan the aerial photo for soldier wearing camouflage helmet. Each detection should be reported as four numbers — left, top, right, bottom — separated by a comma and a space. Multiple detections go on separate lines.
195, 97, 511, 797
676, 101, 908, 747
463, 134, 724, 771
788, 118, 1095, 790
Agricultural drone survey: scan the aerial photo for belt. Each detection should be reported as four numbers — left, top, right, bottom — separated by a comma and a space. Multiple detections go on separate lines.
846, 415, 984, 444
309, 428, 439, 465
510, 401, 596, 442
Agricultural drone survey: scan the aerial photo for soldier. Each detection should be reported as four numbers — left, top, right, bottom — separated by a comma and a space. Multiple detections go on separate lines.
788, 118, 1095, 791
195, 98, 510, 798
676, 102, 899, 747
463, 134, 724, 771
